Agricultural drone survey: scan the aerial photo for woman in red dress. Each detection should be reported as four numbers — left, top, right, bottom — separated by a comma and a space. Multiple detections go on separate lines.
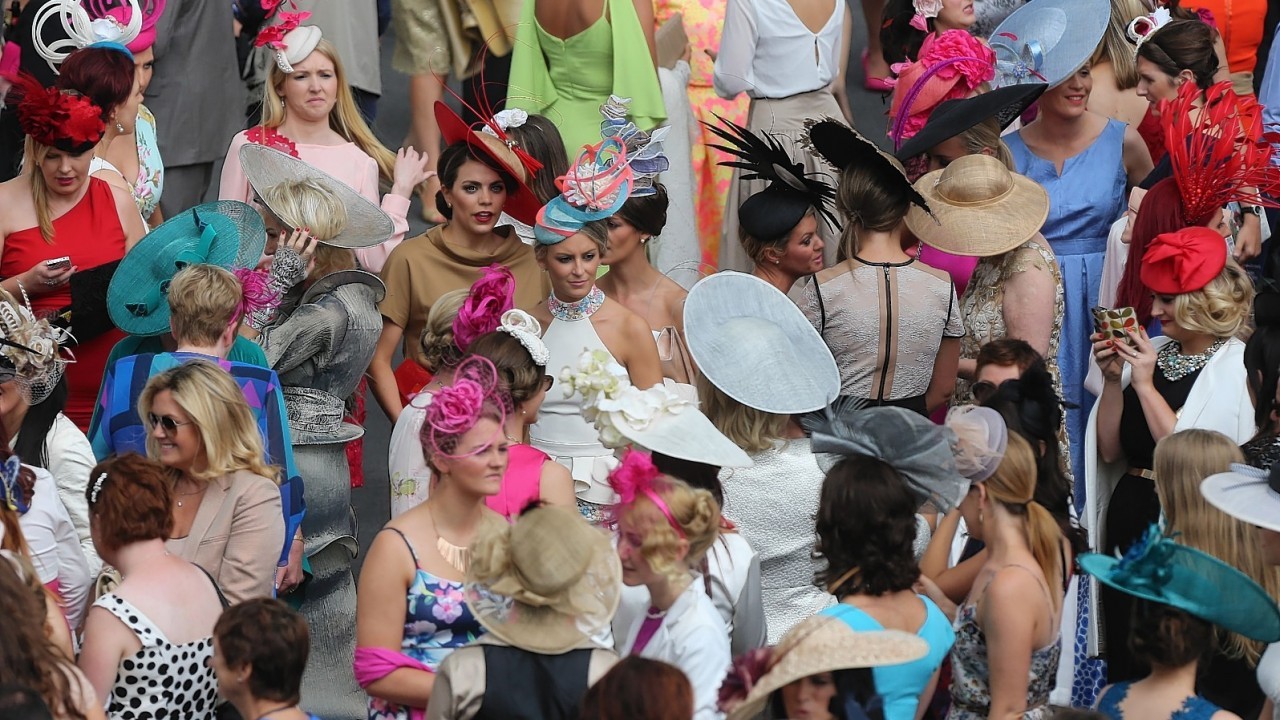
0, 76, 146, 430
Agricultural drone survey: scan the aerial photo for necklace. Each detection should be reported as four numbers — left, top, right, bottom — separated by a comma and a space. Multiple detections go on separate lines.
548, 286, 605, 321
428, 502, 470, 574
1156, 337, 1226, 382
173, 481, 205, 509
255, 704, 298, 720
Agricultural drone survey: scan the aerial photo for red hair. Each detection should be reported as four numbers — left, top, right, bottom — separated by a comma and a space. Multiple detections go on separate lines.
1115, 178, 1190, 326
55, 47, 135, 121
85, 454, 174, 553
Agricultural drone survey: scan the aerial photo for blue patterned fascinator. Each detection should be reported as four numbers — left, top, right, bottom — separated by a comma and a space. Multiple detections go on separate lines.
987, 0, 1109, 89
0, 455, 28, 514
534, 138, 635, 246
1079, 524, 1280, 643
599, 96, 669, 197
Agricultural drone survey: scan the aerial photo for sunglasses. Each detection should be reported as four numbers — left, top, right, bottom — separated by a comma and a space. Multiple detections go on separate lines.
147, 413, 194, 434
542, 374, 555, 392
971, 381, 999, 404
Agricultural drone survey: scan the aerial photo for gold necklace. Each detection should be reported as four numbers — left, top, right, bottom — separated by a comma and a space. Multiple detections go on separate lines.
173, 480, 205, 509
428, 502, 470, 574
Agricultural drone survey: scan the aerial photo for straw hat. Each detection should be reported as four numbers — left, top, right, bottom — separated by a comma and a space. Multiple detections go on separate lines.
684, 272, 839, 415
988, 0, 1110, 89
240, 144, 394, 249
464, 505, 621, 654
905, 154, 1048, 257
724, 616, 929, 720
1201, 463, 1280, 534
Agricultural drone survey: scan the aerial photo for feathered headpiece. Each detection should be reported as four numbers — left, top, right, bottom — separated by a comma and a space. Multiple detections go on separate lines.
253, 6, 317, 74
535, 137, 634, 245
85, 0, 166, 53
31, 0, 140, 69
231, 267, 282, 322
4, 73, 106, 153
606, 449, 685, 538
452, 264, 516, 352
421, 356, 511, 460
1162, 81, 1280, 224
600, 95, 669, 197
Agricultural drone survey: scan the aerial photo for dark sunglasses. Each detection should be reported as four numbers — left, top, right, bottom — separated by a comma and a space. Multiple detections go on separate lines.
542, 375, 555, 392
972, 381, 999, 404
147, 413, 194, 433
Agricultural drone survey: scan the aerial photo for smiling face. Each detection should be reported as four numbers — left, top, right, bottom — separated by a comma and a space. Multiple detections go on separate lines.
147, 389, 205, 473
935, 0, 976, 30
1043, 65, 1092, 118
442, 159, 509, 235
539, 232, 603, 302
780, 673, 838, 720
277, 50, 339, 123
39, 146, 93, 197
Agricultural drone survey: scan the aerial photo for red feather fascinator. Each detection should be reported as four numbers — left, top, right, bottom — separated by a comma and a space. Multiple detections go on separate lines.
1162, 80, 1280, 224
4, 73, 105, 153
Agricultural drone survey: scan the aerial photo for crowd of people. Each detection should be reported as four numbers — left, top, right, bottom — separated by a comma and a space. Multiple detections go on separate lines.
3, 0, 1280, 718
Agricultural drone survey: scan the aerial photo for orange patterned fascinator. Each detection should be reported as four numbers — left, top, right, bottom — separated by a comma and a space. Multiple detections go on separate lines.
1162, 81, 1280, 225
4, 72, 105, 153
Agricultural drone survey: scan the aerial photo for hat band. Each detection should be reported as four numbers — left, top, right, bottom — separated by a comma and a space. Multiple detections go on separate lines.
283, 387, 346, 435
936, 177, 1017, 207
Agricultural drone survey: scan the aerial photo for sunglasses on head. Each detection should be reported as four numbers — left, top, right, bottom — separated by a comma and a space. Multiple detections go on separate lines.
972, 381, 999, 403
147, 413, 193, 433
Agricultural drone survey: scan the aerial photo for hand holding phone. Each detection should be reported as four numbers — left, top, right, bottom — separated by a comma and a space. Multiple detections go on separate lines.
1092, 306, 1138, 346
45, 256, 71, 272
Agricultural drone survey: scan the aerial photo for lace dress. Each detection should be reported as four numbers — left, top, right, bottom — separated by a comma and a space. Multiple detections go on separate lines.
1096, 682, 1222, 720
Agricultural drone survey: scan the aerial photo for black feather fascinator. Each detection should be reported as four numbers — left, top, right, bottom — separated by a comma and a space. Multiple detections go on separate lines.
803, 117, 931, 214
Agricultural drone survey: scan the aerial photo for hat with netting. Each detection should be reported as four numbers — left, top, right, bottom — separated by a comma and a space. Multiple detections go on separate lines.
0, 287, 74, 405
945, 405, 1009, 483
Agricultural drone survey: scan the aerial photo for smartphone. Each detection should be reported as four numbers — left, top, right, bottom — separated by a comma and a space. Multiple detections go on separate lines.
1092, 306, 1138, 345
45, 256, 71, 272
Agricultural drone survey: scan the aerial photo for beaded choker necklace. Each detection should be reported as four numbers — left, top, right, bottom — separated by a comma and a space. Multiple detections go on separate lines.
1156, 337, 1226, 382
548, 286, 605, 321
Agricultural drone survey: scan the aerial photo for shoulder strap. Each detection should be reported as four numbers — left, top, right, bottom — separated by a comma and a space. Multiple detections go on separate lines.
195, 565, 231, 609
381, 527, 423, 568
95, 594, 167, 646
810, 275, 826, 336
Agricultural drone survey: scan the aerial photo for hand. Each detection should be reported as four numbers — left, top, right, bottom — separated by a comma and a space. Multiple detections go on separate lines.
1234, 214, 1262, 262
20, 261, 76, 295
391, 147, 434, 199
1092, 331, 1125, 384
704, 48, 717, 62
1118, 326, 1158, 389
275, 535, 305, 595
269, 228, 317, 289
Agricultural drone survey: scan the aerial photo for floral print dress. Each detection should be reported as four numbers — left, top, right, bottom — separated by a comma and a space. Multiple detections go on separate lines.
368, 528, 484, 720
132, 105, 163, 224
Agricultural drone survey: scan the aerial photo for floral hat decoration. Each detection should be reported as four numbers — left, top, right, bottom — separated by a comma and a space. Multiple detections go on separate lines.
252, 0, 317, 74
1126, 5, 1173, 48
606, 448, 688, 537
84, 0, 166, 54
987, 0, 1110, 89
31, 0, 142, 67
421, 356, 512, 461
0, 287, 75, 406
887, 30, 996, 150
452, 264, 516, 353
909, 0, 943, 31
3, 73, 105, 153
535, 137, 635, 245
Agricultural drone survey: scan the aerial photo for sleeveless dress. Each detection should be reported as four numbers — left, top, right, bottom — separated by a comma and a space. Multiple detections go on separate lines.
486, 444, 547, 519
93, 593, 220, 720
822, 599, 956, 720
132, 105, 163, 223
1006, 119, 1127, 502
1, 177, 127, 430
1095, 682, 1223, 720
369, 528, 485, 720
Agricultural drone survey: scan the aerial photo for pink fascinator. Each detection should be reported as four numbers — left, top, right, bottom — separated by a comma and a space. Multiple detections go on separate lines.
888, 30, 996, 150
607, 449, 685, 539
452, 264, 516, 353
421, 356, 511, 460
87, 0, 166, 53
232, 267, 282, 321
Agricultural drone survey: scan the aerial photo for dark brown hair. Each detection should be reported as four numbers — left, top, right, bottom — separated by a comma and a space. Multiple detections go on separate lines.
435, 142, 518, 220
467, 330, 546, 404
1137, 19, 1219, 90
974, 338, 1044, 376
815, 454, 920, 596
1129, 599, 1213, 667
214, 598, 311, 704
506, 115, 568, 205
615, 184, 669, 238
85, 454, 174, 554
578, 657, 694, 720
836, 163, 911, 261
0, 559, 85, 719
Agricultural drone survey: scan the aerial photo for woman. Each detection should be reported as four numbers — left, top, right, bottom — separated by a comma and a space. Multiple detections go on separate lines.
1150, 430, 1279, 716
219, 24, 426, 272
426, 504, 620, 720
101, 0, 167, 227
137, 361, 285, 603
813, 449, 957, 720
610, 450, 730, 720
579, 657, 695, 720
355, 359, 508, 719
1089, 227, 1255, 680
508, 0, 664, 159
526, 138, 662, 521
687, 270, 840, 641
52, 47, 139, 200
213, 598, 319, 720
76, 454, 223, 720
0, 76, 145, 430
714, 0, 845, 271
803, 119, 962, 416
0, 554, 104, 720
705, 117, 836, 292
719, 615, 930, 720
950, 433, 1066, 720
372, 101, 546, 422
468, 311, 577, 516
1088, 0, 1151, 130
879, 0, 977, 68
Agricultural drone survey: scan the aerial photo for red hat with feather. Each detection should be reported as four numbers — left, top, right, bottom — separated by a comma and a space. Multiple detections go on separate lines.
433, 101, 543, 227
4, 73, 105, 154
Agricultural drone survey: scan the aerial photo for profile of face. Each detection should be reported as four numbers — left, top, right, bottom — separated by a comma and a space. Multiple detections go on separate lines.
764, 212, 824, 277
431, 417, 509, 497
133, 47, 156, 97
616, 498, 689, 587
1135, 56, 1187, 103
935, 0, 976, 30
1204, 206, 1229, 238
442, 160, 508, 235
276, 50, 339, 123
602, 215, 645, 265
517, 377, 551, 424
147, 389, 205, 473
780, 673, 838, 720
926, 135, 998, 172
1042, 65, 1093, 118
959, 484, 986, 540
210, 639, 247, 705
539, 232, 602, 302
39, 147, 93, 197
1148, 292, 1192, 343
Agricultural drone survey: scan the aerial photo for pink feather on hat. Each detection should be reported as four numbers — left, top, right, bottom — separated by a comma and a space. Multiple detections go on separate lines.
452, 264, 516, 352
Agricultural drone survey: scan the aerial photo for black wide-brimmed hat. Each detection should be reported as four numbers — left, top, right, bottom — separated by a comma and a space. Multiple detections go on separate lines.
895, 83, 1047, 162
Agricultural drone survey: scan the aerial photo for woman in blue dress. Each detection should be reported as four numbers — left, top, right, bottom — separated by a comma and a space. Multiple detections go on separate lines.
1004, 62, 1152, 489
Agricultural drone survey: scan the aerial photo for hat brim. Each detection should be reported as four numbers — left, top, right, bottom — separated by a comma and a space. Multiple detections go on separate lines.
684, 273, 839, 415
905, 171, 1049, 257
805, 118, 931, 213
623, 404, 754, 468
989, 0, 1110, 89
435, 102, 543, 227
109, 201, 267, 337
300, 270, 386, 306
1201, 470, 1280, 534
291, 421, 365, 446
894, 84, 1047, 161
239, 144, 394, 249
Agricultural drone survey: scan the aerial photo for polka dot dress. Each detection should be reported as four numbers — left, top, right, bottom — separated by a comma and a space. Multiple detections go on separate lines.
94, 594, 219, 720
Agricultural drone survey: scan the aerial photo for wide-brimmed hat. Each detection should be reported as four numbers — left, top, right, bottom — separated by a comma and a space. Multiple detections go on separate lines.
108, 201, 266, 337
988, 0, 1110, 89
905, 154, 1049, 257
1078, 524, 1280, 643
722, 616, 929, 720
464, 505, 621, 654
804, 118, 930, 214
240, 144, 394, 249
1202, 463, 1280, 534
435, 101, 542, 226
895, 83, 1047, 161
684, 273, 839, 415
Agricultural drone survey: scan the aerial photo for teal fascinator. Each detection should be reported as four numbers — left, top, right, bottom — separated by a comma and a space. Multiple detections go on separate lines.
534, 137, 635, 246
1078, 524, 1280, 643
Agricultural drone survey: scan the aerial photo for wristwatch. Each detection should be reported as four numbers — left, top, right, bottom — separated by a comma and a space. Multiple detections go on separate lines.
1242, 205, 1263, 218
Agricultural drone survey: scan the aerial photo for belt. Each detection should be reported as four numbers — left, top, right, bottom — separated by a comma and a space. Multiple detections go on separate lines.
1127, 467, 1156, 481
283, 387, 347, 435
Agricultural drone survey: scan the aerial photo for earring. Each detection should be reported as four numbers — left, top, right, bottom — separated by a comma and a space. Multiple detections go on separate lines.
115, 122, 124, 133
978, 508, 984, 526
641, 236, 649, 245
774, 259, 781, 265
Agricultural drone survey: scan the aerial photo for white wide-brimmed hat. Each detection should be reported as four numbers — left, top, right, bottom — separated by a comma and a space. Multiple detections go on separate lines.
988, 0, 1110, 89
684, 273, 839, 415
1201, 463, 1280, 534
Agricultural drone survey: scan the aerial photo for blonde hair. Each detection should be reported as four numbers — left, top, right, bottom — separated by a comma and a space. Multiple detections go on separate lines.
1092, 0, 1146, 89
24, 138, 56, 243
1154, 430, 1280, 663
985, 433, 1064, 611
953, 118, 1015, 170
622, 474, 721, 584
260, 178, 356, 279
421, 289, 468, 373
168, 264, 242, 345
696, 374, 787, 454
1171, 259, 1254, 339
261, 39, 395, 184
138, 361, 280, 483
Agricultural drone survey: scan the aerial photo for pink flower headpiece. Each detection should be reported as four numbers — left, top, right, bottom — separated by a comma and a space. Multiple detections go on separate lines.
232, 267, 282, 321
421, 356, 510, 460
717, 648, 775, 714
452, 264, 515, 353
910, 0, 943, 31
888, 30, 996, 150
607, 449, 685, 539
